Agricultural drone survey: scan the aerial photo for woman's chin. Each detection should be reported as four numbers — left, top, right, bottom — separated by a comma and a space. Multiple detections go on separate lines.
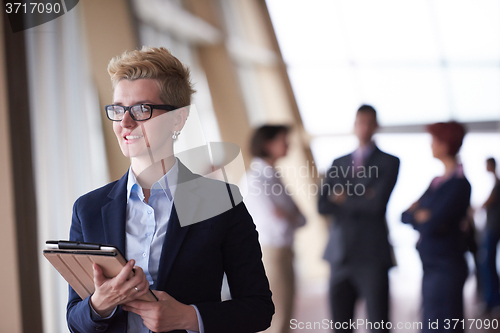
121, 150, 143, 160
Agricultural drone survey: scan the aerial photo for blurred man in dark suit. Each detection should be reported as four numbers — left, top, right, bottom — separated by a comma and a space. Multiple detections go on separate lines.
319, 105, 400, 333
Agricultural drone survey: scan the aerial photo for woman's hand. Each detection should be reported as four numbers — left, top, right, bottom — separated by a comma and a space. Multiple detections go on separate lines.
414, 209, 431, 224
329, 192, 347, 204
273, 207, 288, 219
122, 290, 199, 332
90, 259, 150, 317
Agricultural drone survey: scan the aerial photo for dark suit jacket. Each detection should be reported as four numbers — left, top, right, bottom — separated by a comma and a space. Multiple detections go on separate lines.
402, 174, 471, 261
319, 146, 400, 270
486, 181, 500, 234
66, 162, 274, 333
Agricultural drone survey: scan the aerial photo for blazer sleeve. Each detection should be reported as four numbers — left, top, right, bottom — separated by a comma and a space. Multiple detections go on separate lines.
401, 209, 416, 226
66, 198, 125, 333
319, 156, 400, 219
194, 201, 274, 333
340, 156, 400, 217
318, 159, 344, 216
402, 187, 432, 226
412, 179, 471, 235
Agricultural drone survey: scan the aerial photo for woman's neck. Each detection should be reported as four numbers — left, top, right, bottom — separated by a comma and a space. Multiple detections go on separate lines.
263, 157, 277, 167
131, 155, 176, 189
440, 156, 457, 177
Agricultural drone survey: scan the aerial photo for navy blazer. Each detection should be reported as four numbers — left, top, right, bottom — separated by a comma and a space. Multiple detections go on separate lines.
66, 162, 274, 333
402, 173, 471, 261
319, 146, 400, 269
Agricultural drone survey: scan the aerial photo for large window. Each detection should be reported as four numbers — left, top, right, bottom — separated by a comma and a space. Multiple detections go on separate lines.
266, 0, 500, 301
133, 0, 222, 146
266, 0, 500, 135
25, 6, 109, 333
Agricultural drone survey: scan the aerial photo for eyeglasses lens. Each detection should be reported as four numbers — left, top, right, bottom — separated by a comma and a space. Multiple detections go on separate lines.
107, 104, 152, 121
130, 105, 151, 120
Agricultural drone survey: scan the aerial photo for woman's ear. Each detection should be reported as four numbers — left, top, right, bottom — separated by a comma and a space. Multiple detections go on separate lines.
173, 106, 189, 132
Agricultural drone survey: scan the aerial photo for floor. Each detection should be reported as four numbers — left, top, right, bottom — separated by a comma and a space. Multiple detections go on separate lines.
291, 270, 499, 333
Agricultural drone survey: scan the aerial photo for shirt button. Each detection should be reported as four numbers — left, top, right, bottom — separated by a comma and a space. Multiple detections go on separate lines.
142, 253, 147, 257
148, 210, 152, 214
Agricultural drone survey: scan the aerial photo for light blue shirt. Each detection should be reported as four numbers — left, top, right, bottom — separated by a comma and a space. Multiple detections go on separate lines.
90, 158, 204, 332
126, 160, 176, 332
125, 161, 176, 291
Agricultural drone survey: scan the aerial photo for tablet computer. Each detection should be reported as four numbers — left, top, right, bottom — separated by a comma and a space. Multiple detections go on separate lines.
43, 240, 157, 302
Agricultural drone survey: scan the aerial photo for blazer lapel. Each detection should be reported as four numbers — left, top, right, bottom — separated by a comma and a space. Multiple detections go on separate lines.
101, 172, 128, 256
155, 206, 190, 290
155, 162, 200, 289
102, 163, 203, 288
359, 146, 380, 186
343, 155, 355, 181
364, 146, 380, 166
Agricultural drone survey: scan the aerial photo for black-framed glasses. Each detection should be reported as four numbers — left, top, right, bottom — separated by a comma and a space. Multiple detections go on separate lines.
105, 104, 178, 121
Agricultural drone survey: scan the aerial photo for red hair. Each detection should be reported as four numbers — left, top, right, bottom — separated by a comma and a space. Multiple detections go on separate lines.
427, 121, 466, 157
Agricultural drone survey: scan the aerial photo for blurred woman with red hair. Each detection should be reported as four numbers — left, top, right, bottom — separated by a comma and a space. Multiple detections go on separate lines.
402, 121, 471, 333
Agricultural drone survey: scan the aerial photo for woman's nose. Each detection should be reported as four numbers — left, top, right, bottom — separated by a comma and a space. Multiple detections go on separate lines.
120, 110, 137, 128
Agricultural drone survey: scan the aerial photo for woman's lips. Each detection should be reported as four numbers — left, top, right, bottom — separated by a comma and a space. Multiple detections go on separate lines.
124, 134, 144, 143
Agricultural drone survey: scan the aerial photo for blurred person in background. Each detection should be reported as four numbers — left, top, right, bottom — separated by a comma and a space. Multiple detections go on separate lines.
244, 125, 306, 333
319, 105, 400, 333
479, 157, 500, 313
402, 121, 470, 333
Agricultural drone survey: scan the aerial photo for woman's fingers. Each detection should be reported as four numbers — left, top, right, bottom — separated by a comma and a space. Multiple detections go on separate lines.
92, 263, 105, 287
126, 265, 151, 299
114, 259, 136, 285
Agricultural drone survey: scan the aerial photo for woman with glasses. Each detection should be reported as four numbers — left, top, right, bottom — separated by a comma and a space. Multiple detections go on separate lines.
66, 47, 274, 333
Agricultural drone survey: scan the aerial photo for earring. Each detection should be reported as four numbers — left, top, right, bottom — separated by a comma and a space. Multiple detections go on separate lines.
172, 131, 180, 140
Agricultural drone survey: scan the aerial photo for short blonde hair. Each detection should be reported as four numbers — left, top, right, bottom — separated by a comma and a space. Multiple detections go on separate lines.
108, 46, 195, 107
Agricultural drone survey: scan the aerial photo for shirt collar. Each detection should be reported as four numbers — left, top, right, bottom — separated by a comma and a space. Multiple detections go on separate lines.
353, 141, 376, 160
252, 157, 270, 168
430, 163, 465, 190
127, 158, 179, 202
